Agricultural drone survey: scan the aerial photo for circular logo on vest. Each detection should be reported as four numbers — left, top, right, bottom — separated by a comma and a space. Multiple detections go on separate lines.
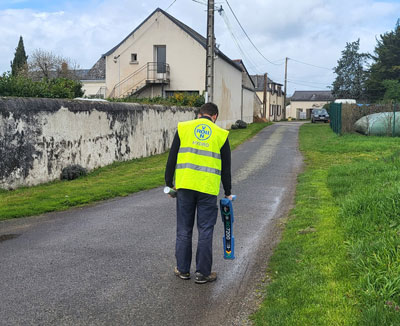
194, 124, 212, 141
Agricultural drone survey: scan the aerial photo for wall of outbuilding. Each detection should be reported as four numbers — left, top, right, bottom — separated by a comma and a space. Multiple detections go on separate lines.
241, 88, 256, 123
214, 57, 243, 129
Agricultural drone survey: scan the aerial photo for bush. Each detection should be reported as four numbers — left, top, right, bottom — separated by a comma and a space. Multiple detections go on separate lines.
231, 120, 247, 129
61, 165, 87, 180
109, 92, 205, 107
0, 73, 83, 98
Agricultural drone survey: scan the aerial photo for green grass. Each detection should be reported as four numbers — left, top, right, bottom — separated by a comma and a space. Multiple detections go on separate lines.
252, 124, 400, 325
0, 122, 271, 220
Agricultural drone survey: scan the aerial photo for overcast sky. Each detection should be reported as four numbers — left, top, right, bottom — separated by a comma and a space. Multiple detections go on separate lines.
0, 0, 399, 96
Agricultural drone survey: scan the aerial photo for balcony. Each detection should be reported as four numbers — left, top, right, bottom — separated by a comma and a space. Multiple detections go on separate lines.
109, 62, 170, 98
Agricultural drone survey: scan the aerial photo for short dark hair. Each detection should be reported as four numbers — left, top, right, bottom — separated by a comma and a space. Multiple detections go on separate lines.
199, 102, 219, 117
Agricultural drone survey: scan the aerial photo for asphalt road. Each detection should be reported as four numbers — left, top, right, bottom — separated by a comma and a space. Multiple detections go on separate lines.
0, 121, 304, 326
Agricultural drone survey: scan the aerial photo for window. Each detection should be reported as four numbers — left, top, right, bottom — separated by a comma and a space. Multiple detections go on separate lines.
270, 104, 274, 116
130, 53, 138, 63
278, 105, 281, 116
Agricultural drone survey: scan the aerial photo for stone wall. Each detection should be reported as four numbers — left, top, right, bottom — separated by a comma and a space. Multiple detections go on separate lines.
0, 98, 196, 189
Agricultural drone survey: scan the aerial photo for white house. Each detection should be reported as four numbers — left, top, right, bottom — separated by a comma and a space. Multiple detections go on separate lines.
286, 91, 334, 119
82, 8, 255, 128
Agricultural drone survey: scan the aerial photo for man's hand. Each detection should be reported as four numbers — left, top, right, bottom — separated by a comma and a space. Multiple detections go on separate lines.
224, 195, 233, 201
169, 186, 177, 198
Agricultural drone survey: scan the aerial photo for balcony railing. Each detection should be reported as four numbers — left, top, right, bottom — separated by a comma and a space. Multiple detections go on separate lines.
109, 62, 170, 98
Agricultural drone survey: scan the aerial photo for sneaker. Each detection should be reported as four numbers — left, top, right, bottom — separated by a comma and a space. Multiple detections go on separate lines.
174, 267, 190, 280
194, 271, 217, 284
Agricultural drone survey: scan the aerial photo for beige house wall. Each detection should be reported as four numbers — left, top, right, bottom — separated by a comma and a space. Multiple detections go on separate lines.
267, 91, 284, 121
214, 57, 242, 129
81, 80, 106, 98
255, 91, 264, 117
105, 12, 206, 98
253, 93, 263, 118
256, 91, 263, 103
286, 100, 329, 119
255, 90, 284, 121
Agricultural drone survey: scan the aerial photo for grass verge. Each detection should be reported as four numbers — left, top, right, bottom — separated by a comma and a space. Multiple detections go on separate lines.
0, 122, 271, 220
252, 124, 400, 325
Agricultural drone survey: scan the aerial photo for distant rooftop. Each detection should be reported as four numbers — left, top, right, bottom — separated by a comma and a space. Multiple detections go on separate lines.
79, 57, 105, 80
291, 90, 333, 102
250, 75, 282, 92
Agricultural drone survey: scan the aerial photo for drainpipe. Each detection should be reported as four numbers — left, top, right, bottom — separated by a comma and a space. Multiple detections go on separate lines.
113, 54, 121, 97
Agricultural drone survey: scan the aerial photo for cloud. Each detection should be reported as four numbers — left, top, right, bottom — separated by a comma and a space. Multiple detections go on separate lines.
0, 0, 399, 95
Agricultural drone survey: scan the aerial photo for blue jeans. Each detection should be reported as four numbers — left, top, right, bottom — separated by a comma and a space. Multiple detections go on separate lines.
176, 189, 218, 277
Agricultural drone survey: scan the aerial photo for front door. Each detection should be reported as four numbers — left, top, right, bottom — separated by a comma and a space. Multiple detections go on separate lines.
155, 45, 166, 76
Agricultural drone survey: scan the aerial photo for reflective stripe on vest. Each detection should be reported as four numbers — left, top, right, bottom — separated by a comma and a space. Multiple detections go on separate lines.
176, 163, 221, 176
178, 147, 221, 159
175, 118, 229, 196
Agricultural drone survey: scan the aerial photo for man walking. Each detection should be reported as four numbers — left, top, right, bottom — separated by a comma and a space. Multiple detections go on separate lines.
165, 102, 233, 284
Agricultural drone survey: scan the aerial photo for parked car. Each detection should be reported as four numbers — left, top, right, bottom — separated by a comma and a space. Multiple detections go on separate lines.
311, 108, 329, 123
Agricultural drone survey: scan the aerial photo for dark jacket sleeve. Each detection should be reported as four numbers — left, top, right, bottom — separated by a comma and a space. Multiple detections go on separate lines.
220, 138, 232, 196
165, 131, 180, 188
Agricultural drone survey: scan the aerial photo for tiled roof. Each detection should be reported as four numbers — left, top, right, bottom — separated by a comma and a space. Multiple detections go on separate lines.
291, 90, 334, 101
250, 75, 282, 91
102, 8, 241, 72
76, 57, 106, 81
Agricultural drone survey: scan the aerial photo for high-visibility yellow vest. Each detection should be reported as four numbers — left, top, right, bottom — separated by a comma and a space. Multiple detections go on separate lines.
175, 118, 229, 196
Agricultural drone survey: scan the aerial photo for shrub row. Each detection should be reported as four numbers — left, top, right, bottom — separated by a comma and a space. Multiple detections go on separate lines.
109, 92, 205, 107
0, 73, 84, 98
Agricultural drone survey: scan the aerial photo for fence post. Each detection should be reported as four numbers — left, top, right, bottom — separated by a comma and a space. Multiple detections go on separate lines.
393, 102, 396, 137
328, 102, 342, 135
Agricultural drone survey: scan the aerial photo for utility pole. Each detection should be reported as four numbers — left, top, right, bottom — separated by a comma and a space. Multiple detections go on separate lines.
284, 57, 288, 119
263, 73, 268, 119
205, 0, 215, 103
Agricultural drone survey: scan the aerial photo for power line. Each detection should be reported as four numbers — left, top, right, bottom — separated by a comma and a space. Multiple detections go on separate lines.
289, 58, 332, 71
265, 74, 284, 85
191, 0, 224, 6
194, 1, 331, 89
218, 7, 261, 72
191, 0, 207, 5
288, 78, 332, 86
165, 0, 178, 11
224, 0, 283, 66
287, 80, 330, 90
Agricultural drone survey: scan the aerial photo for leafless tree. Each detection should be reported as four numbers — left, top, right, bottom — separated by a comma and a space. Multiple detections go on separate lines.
28, 49, 80, 80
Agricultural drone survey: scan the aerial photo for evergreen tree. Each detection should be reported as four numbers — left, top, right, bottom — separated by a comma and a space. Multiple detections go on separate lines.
383, 80, 400, 102
365, 20, 400, 102
10, 36, 28, 76
332, 39, 367, 100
